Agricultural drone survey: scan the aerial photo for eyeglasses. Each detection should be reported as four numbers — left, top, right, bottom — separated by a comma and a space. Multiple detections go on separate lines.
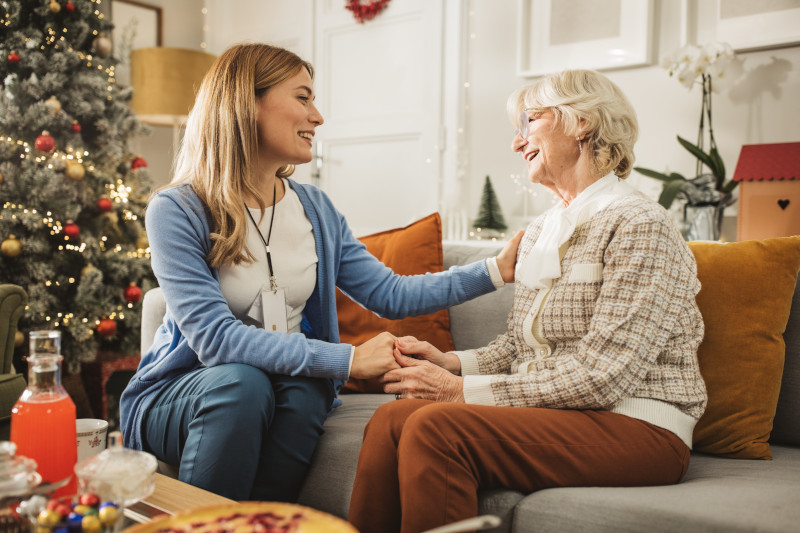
517, 109, 531, 138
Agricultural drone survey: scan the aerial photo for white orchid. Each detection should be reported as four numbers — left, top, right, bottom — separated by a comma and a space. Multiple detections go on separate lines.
662, 42, 741, 92
635, 42, 742, 210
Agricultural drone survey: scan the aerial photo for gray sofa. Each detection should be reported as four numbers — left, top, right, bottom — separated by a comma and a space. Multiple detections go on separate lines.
140, 241, 800, 532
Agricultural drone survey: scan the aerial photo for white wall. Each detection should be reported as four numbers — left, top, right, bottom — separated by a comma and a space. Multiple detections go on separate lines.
465, 1, 800, 240
127, 1, 800, 240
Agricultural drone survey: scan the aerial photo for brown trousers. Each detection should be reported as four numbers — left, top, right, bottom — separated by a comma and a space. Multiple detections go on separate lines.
348, 399, 690, 533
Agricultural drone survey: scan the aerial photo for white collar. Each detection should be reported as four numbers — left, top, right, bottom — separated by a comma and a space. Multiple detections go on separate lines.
516, 174, 636, 290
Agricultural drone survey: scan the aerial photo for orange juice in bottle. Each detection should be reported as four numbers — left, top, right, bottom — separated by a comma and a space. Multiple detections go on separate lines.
10, 330, 77, 497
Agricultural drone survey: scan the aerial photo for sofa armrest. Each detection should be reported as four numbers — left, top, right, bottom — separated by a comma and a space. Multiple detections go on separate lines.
0, 284, 27, 375
141, 287, 166, 355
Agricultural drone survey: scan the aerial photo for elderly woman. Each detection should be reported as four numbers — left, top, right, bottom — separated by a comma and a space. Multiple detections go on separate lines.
347, 69, 707, 533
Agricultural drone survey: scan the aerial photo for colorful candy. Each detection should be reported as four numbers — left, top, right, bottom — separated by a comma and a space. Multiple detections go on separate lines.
34, 494, 120, 532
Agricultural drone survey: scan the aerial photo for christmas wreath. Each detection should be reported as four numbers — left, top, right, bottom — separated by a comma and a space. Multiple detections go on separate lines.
346, 0, 392, 23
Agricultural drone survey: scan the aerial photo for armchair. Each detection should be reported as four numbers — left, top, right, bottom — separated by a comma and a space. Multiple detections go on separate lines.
0, 284, 29, 435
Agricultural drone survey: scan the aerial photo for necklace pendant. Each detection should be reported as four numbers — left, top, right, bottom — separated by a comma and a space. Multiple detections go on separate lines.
269, 276, 278, 292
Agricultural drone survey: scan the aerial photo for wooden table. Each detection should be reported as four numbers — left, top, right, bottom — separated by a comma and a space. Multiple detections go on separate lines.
124, 473, 234, 524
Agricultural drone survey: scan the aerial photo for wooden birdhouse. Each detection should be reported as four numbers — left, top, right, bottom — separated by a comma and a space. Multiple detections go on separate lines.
733, 142, 800, 241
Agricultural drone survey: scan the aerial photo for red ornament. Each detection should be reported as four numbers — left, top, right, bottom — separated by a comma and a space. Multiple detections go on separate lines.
79, 493, 100, 507
63, 221, 80, 240
35, 131, 56, 153
346, 0, 391, 23
131, 156, 148, 170
124, 283, 142, 304
97, 197, 113, 213
8, 51, 20, 64
70, 121, 81, 133
97, 318, 117, 338
65, 2, 75, 12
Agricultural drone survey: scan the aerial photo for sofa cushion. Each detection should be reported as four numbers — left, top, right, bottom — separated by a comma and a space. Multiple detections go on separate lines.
510, 446, 800, 533
772, 273, 800, 446
443, 241, 515, 351
689, 237, 800, 459
337, 213, 455, 393
297, 393, 394, 518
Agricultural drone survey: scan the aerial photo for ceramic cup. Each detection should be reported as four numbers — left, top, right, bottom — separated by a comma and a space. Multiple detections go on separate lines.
76, 418, 109, 462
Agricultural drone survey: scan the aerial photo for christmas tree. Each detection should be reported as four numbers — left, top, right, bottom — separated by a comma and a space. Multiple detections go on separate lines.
473, 175, 507, 236
0, 0, 154, 373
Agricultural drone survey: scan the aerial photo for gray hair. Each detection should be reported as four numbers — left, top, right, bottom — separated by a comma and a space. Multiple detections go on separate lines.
508, 69, 638, 179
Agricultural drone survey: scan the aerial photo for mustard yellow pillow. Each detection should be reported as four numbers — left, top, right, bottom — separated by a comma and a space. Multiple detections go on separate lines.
337, 213, 455, 393
690, 236, 800, 459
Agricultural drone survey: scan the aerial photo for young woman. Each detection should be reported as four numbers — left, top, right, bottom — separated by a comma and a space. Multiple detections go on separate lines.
119, 43, 521, 502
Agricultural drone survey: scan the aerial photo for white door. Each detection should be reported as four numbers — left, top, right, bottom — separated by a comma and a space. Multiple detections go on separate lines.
312, 0, 445, 237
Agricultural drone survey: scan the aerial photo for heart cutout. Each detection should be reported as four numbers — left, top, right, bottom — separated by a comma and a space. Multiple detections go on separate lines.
778, 199, 790, 210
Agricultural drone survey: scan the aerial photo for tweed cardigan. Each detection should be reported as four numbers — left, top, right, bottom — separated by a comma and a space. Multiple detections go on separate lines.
458, 192, 707, 428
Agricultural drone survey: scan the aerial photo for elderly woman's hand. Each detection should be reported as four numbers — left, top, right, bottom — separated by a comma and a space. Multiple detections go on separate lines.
382, 349, 465, 402
395, 336, 461, 374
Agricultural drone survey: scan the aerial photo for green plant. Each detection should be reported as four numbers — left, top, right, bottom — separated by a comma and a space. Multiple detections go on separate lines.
635, 42, 742, 209
635, 133, 737, 209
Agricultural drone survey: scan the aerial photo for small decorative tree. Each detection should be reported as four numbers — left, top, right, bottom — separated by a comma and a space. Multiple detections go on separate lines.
472, 175, 507, 239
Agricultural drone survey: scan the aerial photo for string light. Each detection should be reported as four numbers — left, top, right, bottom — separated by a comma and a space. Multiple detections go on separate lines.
201, 5, 208, 49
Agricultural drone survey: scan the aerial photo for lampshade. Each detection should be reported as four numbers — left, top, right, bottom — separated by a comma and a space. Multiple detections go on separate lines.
130, 47, 217, 127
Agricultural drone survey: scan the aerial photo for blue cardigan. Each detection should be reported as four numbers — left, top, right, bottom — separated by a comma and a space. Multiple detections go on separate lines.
120, 180, 496, 450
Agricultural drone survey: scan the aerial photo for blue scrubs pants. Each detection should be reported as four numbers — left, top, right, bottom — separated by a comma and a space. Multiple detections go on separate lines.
142, 363, 335, 501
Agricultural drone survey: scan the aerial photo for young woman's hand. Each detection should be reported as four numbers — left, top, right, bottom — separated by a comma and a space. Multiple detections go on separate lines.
351, 332, 401, 379
496, 229, 524, 283
382, 351, 465, 402
395, 336, 461, 375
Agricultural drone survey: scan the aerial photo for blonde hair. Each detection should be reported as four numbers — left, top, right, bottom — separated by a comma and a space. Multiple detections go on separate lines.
166, 43, 313, 268
508, 69, 638, 179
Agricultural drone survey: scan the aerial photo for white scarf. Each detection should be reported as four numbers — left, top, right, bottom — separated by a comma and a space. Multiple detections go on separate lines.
516, 174, 637, 290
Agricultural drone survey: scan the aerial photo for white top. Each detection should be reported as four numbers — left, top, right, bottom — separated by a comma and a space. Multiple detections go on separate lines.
219, 180, 318, 334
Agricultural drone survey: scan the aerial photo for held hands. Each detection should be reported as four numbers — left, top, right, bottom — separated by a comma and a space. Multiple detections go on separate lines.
351, 332, 401, 379
381, 336, 465, 402
496, 230, 524, 283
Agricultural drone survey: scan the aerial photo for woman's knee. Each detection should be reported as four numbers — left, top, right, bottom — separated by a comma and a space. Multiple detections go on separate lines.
400, 403, 466, 450
197, 364, 275, 422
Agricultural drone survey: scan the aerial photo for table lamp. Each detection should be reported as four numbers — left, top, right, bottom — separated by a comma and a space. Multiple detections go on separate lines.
130, 47, 217, 152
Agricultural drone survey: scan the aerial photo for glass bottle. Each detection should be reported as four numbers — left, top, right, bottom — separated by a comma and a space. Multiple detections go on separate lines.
10, 330, 77, 497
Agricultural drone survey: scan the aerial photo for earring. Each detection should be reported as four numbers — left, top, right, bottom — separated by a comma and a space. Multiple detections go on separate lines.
577, 137, 583, 154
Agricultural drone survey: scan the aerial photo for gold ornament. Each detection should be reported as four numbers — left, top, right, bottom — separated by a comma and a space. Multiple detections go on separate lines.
136, 233, 150, 250
81, 263, 100, 278
49, 0, 60, 14
44, 95, 61, 114
65, 161, 85, 181
0, 170, 3, 183
14, 330, 24, 347
1, 234, 22, 257
93, 34, 112, 57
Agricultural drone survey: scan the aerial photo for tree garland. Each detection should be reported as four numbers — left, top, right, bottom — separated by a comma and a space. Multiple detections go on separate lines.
346, 0, 392, 23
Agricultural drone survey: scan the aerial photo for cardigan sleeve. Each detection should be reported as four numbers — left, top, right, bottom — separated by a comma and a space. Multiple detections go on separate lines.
465, 215, 700, 409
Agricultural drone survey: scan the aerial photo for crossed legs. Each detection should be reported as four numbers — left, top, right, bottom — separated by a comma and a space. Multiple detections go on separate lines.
349, 399, 690, 533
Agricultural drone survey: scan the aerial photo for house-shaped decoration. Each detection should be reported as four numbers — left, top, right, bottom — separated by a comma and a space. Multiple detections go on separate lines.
733, 142, 800, 241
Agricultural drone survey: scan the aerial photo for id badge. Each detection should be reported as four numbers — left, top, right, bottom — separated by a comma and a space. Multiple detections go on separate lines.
261, 287, 288, 333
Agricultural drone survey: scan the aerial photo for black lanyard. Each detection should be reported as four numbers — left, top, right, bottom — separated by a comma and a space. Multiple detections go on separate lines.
244, 181, 278, 291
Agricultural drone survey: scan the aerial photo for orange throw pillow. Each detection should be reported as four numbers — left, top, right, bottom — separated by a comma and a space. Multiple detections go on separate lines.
690, 236, 800, 459
337, 213, 455, 393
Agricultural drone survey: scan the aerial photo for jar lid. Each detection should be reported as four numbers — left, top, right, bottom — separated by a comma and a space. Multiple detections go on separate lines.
74, 431, 157, 506
0, 441, 42, 499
